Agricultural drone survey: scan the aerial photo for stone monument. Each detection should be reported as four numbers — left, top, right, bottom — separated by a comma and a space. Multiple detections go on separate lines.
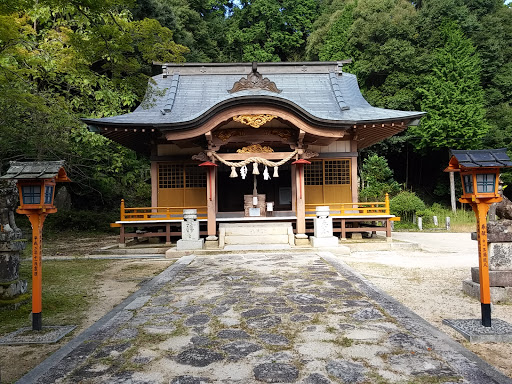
0, 180, 28, 308
464, 220, 512, 303
177, 209, 204, 250
310, 206, 339, 248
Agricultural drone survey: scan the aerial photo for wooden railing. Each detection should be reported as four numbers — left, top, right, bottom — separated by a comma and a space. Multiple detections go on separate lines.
305, 193, 390, 217
118, 199, 207, 221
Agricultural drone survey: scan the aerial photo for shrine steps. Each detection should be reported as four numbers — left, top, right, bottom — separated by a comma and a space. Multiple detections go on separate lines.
218, 222, 295, 248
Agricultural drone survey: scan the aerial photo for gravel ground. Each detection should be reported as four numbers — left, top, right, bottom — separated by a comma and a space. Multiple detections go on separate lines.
341, 232, 512, 379
18, 244, 512, 383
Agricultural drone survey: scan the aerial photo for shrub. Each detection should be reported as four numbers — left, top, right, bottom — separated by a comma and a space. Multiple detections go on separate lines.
416, 208, 435, 225
43, 209, 119, 233
390, 191, 426, 222
359, 154, 401, 201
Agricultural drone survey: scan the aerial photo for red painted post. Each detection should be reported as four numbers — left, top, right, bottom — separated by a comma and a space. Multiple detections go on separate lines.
27, 213, 48, 331
471, 203, 492, 326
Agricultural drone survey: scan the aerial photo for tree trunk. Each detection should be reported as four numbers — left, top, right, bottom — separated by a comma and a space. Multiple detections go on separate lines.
450, 171, 456, 213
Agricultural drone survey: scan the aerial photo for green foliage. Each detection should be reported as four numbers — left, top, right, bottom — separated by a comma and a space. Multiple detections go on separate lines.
226, 0, 320, 62
43, 209, 119, 232
131, 0, 231, 62
0, 1, 184, 208
359, 154, 401, 201
390, 191, 426, 222
315, 3, 355, 62
410, 20, 489, 152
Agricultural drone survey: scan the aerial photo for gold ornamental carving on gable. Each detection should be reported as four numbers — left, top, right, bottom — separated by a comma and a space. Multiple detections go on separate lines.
237, 144, 274, 153
262, 128, 292, 140
215, 129, 245, 142
233, 114, 277, 128
228, 67, 282, 94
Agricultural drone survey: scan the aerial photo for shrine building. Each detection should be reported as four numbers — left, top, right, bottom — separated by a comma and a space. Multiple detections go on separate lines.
83, 61, 425, 246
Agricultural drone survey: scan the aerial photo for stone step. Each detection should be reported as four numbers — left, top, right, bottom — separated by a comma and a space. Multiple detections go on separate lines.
471, 267, 512, 287
223, 244, 292, 251
224, 234, 290, 245
462, 279, 512, 304
96, 247, 169, 255
219, 222, 292, 236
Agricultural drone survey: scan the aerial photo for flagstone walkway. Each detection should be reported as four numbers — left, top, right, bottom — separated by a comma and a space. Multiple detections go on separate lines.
19, 251, 512, 384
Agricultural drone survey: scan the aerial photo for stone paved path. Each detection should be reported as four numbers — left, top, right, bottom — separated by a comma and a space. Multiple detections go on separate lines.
20, 252, 512, 384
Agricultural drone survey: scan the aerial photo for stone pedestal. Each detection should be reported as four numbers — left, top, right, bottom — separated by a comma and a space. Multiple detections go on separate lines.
310, 206, 338, 248
204, 236, 219, 249
463, 220, 512, 303
0, 180, 28, 309
177, 209, 204, 250
294, 234, 310, 246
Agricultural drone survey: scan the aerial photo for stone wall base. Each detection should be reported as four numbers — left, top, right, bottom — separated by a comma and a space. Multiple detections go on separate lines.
310, 236, 338, 248
177, 239, 204, 251
0, 292, 30, 310
0, 278, 27, 300
462, 279, 512, 304
471, 267, 512, 287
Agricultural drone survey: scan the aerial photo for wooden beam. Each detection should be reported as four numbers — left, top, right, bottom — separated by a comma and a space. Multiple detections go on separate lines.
298, 129, 305, 148
215, 152, 296, 161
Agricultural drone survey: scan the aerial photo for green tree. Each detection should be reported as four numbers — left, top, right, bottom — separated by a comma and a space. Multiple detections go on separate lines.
410, 20, 488, 152
131, 0, 232, 62
359, 154, 401, 201
348, 0, 423, 110
226, 0, 320, 62
0, 1, 187, 207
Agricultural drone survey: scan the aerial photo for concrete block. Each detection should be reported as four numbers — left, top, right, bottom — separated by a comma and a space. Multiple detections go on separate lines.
221, 223, 289, 236
224, 235, 290, 245
176, 239, 204, 250
218, 227, 226, 248
204, 239, 219, 249
310, 236, 339, 248
462, 279, 512, 304
471, 267, 512, 287
294, 234, 310, 246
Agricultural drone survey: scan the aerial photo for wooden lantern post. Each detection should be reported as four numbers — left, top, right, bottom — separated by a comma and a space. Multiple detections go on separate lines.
0, 161, 70, 331
445, 149, 512, 327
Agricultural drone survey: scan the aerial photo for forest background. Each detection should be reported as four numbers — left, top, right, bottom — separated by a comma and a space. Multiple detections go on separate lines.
1, 0, 511, 228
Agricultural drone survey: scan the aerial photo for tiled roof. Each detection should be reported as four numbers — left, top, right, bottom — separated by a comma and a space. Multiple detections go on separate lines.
449, 149, 512, 168
0, 161, 67, 180
82, 63, 424, 129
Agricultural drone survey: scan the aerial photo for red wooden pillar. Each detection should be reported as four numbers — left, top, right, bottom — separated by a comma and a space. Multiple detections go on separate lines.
471, 202, 492, 326
27, 213, 48, 331
206, 166, 217, 236
293, 160, 309, 235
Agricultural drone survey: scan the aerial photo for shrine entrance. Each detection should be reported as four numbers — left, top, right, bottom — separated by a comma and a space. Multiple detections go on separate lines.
217, 163, 292, 213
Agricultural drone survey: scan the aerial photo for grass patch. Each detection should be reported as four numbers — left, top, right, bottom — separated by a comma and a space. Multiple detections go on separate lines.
329, 336, 353, 347
0, 258, 114, 335
393, 205, 476, 232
